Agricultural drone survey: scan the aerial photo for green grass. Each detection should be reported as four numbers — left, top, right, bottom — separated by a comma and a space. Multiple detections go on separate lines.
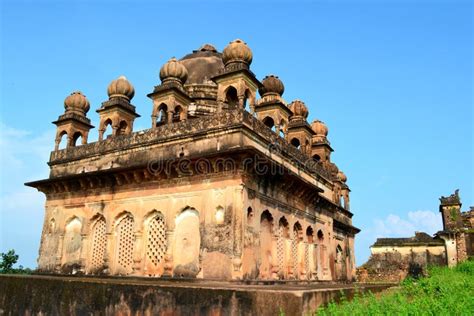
316, 260, 474, 315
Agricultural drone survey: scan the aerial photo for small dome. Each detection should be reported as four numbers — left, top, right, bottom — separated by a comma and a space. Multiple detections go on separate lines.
289, 100, 309, 118
311, 120, 328, 137
64, 91, 90, 114
328, 162, 339, 175
160, 57, 188, 84
337, 171, 347, 183
222, 39, 253, 66
259, 75, 284, 96
107, 75, 135, 101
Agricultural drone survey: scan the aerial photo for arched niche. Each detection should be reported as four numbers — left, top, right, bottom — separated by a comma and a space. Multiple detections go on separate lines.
62, 216, 82, 266
173, 207, 200, 278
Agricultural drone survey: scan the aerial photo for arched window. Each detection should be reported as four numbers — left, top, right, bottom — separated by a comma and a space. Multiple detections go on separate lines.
173, 105, 183, 122
144, 212, 167, 276
292, 222, 303, 278
72, 131, 83, 147
63, 217, 82, 265
117, 121, 128, 136
247, 207, 254, 225
103, 119, 113, 139
243, 89, 251, 109
90, 216, 106, 271
306, 226, 314, 243
290, 138, 300, 149
215, 206, 225, 225
313, 154, 321, 162
174, 207, 200, 277
225, 86, 238, 107
115, 213, 134, 274
58, 131, 68, 150
277, 217, 289, 277
157, 103, 168, 126
259, 210, 274, 279
262, 116, 275, 132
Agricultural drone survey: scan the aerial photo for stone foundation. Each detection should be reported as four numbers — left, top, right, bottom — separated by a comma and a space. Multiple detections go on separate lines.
0, 275, 393, 315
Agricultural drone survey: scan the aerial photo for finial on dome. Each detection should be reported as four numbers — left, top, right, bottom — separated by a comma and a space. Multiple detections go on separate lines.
198, 44, 217, 52
159, 57, 188, 84
64, 91, 90, 114
222, 39, 253, 67
107, 75, 135, 101
259, 75, 284, 97
288, 100, 309, 119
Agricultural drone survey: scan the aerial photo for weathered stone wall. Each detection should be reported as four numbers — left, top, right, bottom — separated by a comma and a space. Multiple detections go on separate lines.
357, 246, 446, 282
0, 275, 393, 316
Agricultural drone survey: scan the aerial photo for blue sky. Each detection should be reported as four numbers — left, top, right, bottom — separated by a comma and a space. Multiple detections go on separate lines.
1, 0, 472, 268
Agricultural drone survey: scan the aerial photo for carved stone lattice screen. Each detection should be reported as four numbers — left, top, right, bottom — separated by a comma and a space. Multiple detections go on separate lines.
90, 218, 106, 269
291, 230, 298, 277
277, 227, 285, 274
116, 215, 134, 273
146, 216, 167, 266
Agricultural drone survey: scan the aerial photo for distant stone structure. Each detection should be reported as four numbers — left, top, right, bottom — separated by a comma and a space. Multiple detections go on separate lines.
26, 40, 359, 282
358, 190, 473, 282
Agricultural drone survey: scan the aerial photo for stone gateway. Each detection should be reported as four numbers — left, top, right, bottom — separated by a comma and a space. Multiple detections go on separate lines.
26, 39, 360, 281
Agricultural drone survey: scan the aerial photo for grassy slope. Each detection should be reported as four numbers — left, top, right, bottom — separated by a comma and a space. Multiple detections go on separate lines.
316, 260, 474, 315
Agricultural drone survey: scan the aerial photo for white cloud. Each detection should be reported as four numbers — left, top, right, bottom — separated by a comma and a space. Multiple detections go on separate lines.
372, 210, 442, 239
0, 122, 53, 268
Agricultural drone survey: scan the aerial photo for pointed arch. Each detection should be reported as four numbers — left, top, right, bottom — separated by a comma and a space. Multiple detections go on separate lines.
89, 215, 107, 272
277, 216, 290, 278
259, 210, 274, 279
144, 210, 167, 276
117, 120, 128, 136
173, 105, 184, 122
114, 211, 135, 275
156, 103, 168, 126
224, 86, 238, 107
173, 207, 200, 277
72, 131, 83, 147
290, 137, 300, 149
103, 118, 113, 139
57, 130, 68, 150
62, 216, 82, 265
262, 116, 275, 131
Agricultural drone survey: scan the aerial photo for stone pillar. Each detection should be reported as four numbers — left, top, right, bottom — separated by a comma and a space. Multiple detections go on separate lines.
167, 111, 174, 123
132, 231, 143, 276
151, 115, 157, 128
270, 233, 279, 279
79, 233, 89, 273
55, 234, 64, 272
98, 129, 105, 141
232, 185, 244, 279
163, 229, 174, 277
104, 232, 114, 274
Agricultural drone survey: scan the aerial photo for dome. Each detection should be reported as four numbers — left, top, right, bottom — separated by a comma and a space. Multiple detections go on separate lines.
311, 120, 328, 137
160, 57, 188, 84
259, 75, 284, 97
289, 100, 309, 118
222, 39, 253, 66
180, 44, 224, 84
64, 91, 90, 114
107, 75, 135, 101
337, 171, 347, 183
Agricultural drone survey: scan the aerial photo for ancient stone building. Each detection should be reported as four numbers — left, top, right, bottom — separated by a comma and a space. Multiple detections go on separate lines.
26, 39, 359, 281
358, 190, 473, 282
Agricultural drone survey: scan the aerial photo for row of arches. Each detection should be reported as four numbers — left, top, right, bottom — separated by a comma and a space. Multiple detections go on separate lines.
247, 207, 338, 280
57, 207, 200, 277
154, 103, 186, 127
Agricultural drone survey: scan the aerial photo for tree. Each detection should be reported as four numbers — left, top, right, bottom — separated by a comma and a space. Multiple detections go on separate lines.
0, 249, 19, 273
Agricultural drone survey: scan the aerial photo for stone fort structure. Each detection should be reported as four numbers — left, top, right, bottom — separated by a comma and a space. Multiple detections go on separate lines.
26, 39, 359, 281
358, 190, 473, 282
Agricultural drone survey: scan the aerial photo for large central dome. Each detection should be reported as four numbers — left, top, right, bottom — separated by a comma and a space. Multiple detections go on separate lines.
180, 44, 224, 84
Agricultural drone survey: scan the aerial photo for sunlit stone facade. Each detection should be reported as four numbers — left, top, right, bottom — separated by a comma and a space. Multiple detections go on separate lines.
27, 40, 359, 281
